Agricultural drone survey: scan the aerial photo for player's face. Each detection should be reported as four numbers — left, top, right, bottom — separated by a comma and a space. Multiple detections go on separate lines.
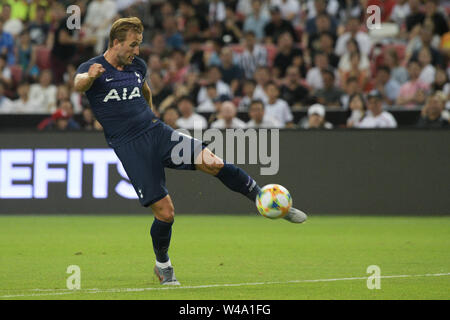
117, 31, 143, 65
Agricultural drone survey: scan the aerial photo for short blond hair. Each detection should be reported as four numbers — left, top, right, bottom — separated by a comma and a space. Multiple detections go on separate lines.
109, 17, 144, 48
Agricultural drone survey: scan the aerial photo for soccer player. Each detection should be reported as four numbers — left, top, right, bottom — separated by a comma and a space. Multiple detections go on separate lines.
74, 17, 307, 285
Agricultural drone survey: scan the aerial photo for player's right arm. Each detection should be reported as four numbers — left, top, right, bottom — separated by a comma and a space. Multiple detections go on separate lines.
74, 63, 106, 93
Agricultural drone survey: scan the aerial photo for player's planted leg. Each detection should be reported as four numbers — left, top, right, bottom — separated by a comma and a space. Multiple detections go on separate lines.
150, 196, 180, 285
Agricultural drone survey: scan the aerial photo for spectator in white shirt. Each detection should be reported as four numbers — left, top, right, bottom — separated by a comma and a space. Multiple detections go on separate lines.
306, 52, 331, 91
29, 69, 57, 113
11, 82, 40, 113
270, 0, 301, 25
197, 66, 231, 105
299, 104, 333, 129
211, 101, 247, 129
246, 99, 282, 128
356, 90, 397, 128
238, 31, 268, 79
176, 95, 208, 130
417, 47, 436, 86
83, 0, 118, 55
264, 81, 294, 128
335, 16, 372, 57
389, 0, 411, 25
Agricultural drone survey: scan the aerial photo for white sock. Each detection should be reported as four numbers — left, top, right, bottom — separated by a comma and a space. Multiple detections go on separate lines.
156, 259, 172, 269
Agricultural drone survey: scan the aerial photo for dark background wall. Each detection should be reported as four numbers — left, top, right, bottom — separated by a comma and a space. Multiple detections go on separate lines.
0, 130, 449, 215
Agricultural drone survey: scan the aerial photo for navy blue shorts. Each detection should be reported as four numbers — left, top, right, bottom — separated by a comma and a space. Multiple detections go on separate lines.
113, 120, 206, 207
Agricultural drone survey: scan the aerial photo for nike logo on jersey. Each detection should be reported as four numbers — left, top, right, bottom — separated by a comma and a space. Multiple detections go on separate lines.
105, 78, 113, 82
103, 87, 141, 102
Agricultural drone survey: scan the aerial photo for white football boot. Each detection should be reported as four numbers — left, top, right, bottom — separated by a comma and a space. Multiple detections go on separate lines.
283, 207, 308, 223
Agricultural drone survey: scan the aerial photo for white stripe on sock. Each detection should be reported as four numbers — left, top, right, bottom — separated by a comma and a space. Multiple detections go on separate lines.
155, 259, 172, 269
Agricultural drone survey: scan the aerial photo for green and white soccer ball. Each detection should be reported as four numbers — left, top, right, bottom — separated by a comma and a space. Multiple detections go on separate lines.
256, 184, 292, 219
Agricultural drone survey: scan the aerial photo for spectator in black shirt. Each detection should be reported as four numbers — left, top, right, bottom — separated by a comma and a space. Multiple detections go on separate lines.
219, 47, 244, 94
280, 65, 311, 108
423, 0, 449, 36
416, 94, 448, 128
273, 32, 303, 78
150, 72, 173, 113
405, 0, 425, 32
28, 5, 50, 46
264, 6, 298, 44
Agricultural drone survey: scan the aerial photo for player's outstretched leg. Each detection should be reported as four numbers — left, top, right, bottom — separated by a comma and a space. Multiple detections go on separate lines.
150, 195, 180, 285
195, 148, 307, 223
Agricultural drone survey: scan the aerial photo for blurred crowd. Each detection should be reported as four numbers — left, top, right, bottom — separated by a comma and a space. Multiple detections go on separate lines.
0, 0, 449, 130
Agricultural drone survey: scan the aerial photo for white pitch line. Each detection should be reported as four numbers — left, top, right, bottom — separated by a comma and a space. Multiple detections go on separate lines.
1, 272, 449, 299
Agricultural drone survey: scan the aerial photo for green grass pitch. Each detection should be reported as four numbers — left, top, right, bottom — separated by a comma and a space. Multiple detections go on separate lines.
0, 214, 449, 300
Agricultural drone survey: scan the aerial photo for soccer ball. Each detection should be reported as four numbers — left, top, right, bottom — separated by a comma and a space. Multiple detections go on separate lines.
256, 184, 292, 219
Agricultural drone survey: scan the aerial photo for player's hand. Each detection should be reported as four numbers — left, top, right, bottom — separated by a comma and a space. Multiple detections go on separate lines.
88, 63, 106, 79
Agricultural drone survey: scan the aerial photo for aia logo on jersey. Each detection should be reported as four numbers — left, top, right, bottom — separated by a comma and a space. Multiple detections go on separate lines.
103, 87, 141, 102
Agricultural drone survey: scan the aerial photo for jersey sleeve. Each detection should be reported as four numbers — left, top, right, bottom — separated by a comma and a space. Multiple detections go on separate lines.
76, 60, 93, 75
134, 56, 147, 78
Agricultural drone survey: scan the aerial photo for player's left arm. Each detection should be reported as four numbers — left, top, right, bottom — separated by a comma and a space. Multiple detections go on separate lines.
142, 80, 155, 113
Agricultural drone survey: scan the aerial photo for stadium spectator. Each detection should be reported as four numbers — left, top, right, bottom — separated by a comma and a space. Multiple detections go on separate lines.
306, 13, 336, 55
253, 66, 270, 104
150, 72, 173, 112
346, 93, 367, 128
221, 5, 244, 44
246, 99, 281, 128
179, 1, 209, 36
396, 60, 430, 109
264, 5, 297, 44
314, 31, 339, 69
28, 5, 50, 45
270, 0, 300, 25
11, 81, 39, 113
383, 47, 409, 85
243, 0, 269, 40
147, 54, 165, 78
38, 99, 80, 131
338, 38, 370, 77
431, 67, 450, 96
315, 68, 344, 108
299, 104, 333, 129
280, 65, 310, 109
208, 0, 226, 25
17, 30, 39, 81
264, 81, 294, 128
416, 94, 448, 128
81, 107, 96, 130
162, 106, 180, 130
211, 100, 247, 129
273, 31, 302, 78
44, 108, 81, 131
336, 0, 362, 25
149, 33, 171, 59
335, 16, 372, 57
405, 0, 425, 32
164, 49, 190, 85
423, 0, 449, 37
236, 0, 269, 17
417, 47, 436, 86
306, 52, 332, 91
238, 79, 257, 111
356, 90, 397, 128
218, 47, 244, 94
0, 19, 15, 65
197, 66, 231, 105
176, 95, 208, 130
341, 76, 361, 110
407, 25, 443, 67
0, 81, 12, 113
185, 36, 206, 73
197, 84, 219, 112
340, 51, 370, 92
238, 31, 268, 79
163, 15, 184, 50
389, 0, 411, 25
1, 3, 23, 37
29, 69, 57, 113
84, 0, 117, 55
305, 0, 338, 35
374, 66, 401, 107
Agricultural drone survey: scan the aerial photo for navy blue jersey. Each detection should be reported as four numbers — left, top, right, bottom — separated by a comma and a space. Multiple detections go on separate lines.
76, 55, 158, 147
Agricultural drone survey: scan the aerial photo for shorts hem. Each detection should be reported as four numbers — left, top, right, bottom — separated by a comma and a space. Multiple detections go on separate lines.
142, 192, 169, 207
